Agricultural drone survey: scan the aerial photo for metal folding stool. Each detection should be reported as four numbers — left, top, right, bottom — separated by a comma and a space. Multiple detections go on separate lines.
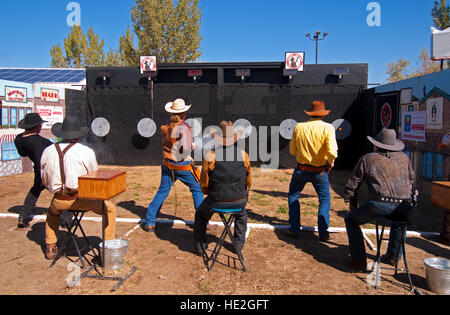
204, 208, 247, 272
50, 210, 99, 269
374, 216, 422, 295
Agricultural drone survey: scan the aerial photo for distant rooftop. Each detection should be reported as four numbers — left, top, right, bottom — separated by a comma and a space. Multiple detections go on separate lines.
0, 68, 86, 84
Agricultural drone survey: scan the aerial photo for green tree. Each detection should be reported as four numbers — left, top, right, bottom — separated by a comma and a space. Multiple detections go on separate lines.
432, 0, 450, 30
126, 0, 203, 64
50, 25, 106, 68
118, 26, 140, 66
386, 59, 410, 83
50, 44, 67, 68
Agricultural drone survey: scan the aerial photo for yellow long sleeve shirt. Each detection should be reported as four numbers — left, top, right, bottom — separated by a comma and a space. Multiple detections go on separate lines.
290, 118, 338, 167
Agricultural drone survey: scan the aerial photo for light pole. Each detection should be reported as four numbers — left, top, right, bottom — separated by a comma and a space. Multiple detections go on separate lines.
306, 31, 328, 64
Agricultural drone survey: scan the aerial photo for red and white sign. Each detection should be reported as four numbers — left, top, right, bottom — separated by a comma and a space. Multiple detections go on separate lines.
401, 111, 426, 142
380, 103, 392, 128
140, 56, 157, 74
40, 88, 60, 103
5, 86, 27, 103
285, 52, 305, 72
36, 106, 64, 130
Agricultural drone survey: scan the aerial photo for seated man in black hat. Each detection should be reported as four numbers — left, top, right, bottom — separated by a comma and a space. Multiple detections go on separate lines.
40, 115, 116, 260
193, 121, 252, 256
14, 113, 53, 228
344, 128, 415, 270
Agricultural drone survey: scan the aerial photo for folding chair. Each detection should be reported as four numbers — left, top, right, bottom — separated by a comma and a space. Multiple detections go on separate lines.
50, 210, 99, 269
204, 208, 247, 272
374, 216, 422, 295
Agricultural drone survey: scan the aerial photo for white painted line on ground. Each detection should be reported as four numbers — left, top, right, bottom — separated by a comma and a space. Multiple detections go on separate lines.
246, 228, 251, 240
0, 213, 440, 238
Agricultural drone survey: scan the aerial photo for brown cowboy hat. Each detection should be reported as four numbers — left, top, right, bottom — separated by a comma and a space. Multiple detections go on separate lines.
212, 121, 243, 146
368, 128, 405, 152
305, 100, 331, 117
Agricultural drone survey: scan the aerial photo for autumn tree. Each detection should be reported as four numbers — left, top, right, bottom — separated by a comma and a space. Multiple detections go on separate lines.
385, 59, 410, 83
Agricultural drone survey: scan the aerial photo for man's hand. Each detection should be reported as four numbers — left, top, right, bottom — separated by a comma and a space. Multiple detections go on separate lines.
326, 161, 335, 174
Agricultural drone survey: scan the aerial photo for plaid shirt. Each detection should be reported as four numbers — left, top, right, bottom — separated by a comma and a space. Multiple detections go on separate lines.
344, 151, 415, 204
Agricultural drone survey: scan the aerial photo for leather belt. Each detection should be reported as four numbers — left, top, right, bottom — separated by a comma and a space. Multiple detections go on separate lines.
54, 193, 79, 201
297, 163, 327, 173
163, 160, 192, 172
377, 196, 412, 204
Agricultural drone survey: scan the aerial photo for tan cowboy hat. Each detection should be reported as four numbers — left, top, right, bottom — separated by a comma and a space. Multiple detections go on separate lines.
305, 100, 331, 117
165, 98, 192, 114
212, 121, 244, 146
368, 128, 405, 152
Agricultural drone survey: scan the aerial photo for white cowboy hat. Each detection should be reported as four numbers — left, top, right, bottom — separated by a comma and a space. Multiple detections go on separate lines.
165, 99, 192, 114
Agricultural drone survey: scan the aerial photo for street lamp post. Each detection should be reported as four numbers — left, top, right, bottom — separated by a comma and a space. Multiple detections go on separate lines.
306, 31, 328, 64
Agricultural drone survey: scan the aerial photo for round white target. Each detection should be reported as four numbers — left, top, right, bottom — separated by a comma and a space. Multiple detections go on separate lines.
91, 117, 111, 137
280, 119, 298, 140
234, 119, 253, 139
137, 118, 157, 138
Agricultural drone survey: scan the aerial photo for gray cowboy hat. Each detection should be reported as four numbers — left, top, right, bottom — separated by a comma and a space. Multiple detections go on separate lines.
18, 113, 47, 130
51, 115, 90, 139
368, 128, 405, 152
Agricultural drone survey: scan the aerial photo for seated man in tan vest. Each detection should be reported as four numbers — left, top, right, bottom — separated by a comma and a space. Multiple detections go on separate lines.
40, 116, 116, 260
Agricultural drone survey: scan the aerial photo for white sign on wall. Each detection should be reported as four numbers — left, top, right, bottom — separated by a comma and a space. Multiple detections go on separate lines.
5, 86, 27, 103
40, 88, 60, 103
36, 106, 64, 130
426, 97, 444, 129
285, 52, 305, 72
140, 56, 157, 74
402, 111, 426, 142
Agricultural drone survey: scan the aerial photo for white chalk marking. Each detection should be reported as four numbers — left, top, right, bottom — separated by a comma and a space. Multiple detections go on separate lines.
0, 213, 440, 238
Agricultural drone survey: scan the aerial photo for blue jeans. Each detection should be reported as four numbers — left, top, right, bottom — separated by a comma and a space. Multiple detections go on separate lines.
345, 201, 411, 262
145, 161, 204, 227
288, 168, 331, 238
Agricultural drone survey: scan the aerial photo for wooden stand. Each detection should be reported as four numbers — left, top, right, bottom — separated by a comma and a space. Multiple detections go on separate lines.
431, 182, 450, 245
74, 170, 137, 291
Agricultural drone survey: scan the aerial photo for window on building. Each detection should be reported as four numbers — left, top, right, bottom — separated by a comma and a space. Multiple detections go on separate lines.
1, 142, 20, 161
421, 151, 444, 181
18, 108, 25, 122
1, 108, 9, 127
10, 108, 17, 127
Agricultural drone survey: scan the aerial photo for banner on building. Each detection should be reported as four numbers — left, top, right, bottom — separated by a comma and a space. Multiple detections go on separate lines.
402, 111, 426, 142
5, 86, 27, 103
36, 106, 64, 130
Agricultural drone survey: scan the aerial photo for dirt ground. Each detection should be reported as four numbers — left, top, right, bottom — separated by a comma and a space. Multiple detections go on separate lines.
0, 166, 449, 296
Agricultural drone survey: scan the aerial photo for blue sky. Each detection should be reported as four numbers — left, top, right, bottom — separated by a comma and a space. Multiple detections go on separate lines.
0, 0, 440, 84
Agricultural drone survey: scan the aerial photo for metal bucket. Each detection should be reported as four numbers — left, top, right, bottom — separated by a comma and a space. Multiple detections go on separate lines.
99, 239, 129, 272
424, 258, 450, 295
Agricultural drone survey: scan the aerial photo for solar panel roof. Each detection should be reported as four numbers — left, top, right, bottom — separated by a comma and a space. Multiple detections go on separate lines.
0, 68, 86, 84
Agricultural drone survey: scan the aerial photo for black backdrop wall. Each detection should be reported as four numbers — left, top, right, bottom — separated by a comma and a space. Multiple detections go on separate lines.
83, 64, 370, 170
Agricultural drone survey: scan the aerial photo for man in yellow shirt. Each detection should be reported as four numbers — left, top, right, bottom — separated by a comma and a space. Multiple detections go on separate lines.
287, 101, 338, 242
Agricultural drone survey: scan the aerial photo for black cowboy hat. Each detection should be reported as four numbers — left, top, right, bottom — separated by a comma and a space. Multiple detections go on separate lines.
368, 128, 405, 152
18, 113, 46, 130
51, 115, 90, 139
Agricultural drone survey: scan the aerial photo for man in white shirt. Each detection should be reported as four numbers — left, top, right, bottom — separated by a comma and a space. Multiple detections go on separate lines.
40, 116, 116, 260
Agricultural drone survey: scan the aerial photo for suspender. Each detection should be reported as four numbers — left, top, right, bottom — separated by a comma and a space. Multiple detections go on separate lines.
55, 143, 77, 195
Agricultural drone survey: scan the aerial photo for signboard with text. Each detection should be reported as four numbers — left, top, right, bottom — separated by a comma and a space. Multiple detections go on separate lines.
36, 106, 64, 130
140, 56, 157, 74
40, 88, 60, 103
5, 86, 27, 103
402, 111, 426, 142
